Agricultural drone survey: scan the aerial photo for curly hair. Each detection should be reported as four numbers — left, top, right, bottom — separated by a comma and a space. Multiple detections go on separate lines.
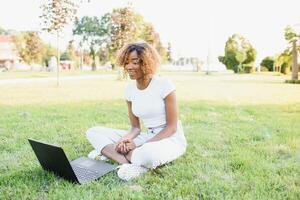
116, 42, 160, 79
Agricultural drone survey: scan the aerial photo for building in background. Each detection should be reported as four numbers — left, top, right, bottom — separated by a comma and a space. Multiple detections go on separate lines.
0, 35, 21, 70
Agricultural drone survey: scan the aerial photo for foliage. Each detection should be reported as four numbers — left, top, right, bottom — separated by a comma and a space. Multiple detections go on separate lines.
166, 42, 172, 62
73, 5, 167, 67
0, 26, 6, 35
272, 49, 293, 74
260, 56, 275, 71
260, 66, 269, 72
40, 0, 78, 33
61, 40, 76, 61
279, 51, 292, 74
137, 21, 167, 62
73, 16, 105, 70
284, 26, 299, 41
40, 0, 78, 85
108, 6, 140, 57
97, 48, 109, 65
67, 40, 76, 61
41, 44, 57, 66
12, 32, 44, 65
284, 25, 300, 80
219, 34, 257, 73
106, 6, 167, 64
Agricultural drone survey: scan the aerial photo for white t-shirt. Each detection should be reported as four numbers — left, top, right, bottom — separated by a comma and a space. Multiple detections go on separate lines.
124, 75, 175, 128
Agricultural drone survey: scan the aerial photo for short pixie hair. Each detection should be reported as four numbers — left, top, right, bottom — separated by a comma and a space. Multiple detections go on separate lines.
116, 42, 160, 79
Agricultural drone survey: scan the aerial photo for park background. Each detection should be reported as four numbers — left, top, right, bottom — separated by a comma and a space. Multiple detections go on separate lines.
0, 0, 300, 199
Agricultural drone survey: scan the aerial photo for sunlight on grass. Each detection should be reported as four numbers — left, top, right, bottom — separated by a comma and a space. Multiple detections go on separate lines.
0, 70, 115, 80
0, 73, 299, 199
0, 72, 299, 105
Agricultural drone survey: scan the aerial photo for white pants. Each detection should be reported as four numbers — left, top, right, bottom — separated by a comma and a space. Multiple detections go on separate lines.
86, 121, 187, 169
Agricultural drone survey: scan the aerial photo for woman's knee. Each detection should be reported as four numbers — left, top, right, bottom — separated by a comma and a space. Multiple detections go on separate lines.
131, 144, 160, 169
86, 126, 110, 140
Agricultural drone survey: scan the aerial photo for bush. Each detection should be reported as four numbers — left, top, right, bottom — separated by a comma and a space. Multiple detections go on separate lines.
260, 56, 274, 71
285, 79, 300, 84
281, 63, 291, 74
219, 34, 257, 73
243, 64, 255, 73
260, 66, 269, 72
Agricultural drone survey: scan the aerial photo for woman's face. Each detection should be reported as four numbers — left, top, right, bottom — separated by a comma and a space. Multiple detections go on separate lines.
125, 50, 144, 80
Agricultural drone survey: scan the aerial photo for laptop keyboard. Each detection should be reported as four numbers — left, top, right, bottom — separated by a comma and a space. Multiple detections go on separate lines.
72, 165, 100, 182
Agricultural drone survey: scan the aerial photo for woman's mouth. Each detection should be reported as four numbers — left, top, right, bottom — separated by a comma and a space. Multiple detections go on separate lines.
128, 71, 135, 76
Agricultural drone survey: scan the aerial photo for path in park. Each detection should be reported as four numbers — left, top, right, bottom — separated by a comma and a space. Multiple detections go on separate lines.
0, 74, 116, 85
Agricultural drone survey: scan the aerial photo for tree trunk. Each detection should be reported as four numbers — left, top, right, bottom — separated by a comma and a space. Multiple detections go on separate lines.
292, 40, 298, 80
56, 31, 60, 86
92, 54, 96, 71
80, 41, 83, 71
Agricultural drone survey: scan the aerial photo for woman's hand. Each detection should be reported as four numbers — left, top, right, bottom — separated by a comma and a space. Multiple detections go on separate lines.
115, 139, 127, 154
115, 138, 136, 154
124, 139, 137, 152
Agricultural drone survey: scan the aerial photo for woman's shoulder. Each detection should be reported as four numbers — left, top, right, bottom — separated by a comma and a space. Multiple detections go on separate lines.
124, 80, 136, 94
124, 81, 136, 101
152, 75, 175, 98
125, 80, 135, 89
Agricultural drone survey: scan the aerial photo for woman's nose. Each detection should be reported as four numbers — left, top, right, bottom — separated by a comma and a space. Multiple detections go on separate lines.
126, 63, 134, 69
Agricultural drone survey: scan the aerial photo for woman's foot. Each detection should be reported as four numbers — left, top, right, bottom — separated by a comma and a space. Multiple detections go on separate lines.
87, 150, 108, 161
117, 163, 149, 181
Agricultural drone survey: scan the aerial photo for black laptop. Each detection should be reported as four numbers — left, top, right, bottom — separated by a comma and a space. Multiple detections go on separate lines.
28, 139, 117, 184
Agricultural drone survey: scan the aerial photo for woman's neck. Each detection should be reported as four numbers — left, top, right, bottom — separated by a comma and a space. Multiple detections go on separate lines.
136, 76, 152, 90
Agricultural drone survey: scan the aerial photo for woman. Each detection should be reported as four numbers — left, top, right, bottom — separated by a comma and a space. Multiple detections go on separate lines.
86, 42, 187, 181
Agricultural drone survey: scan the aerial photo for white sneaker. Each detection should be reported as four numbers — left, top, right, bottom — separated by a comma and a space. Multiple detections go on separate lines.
87, 150, 108, 161
117, 164, 149, 181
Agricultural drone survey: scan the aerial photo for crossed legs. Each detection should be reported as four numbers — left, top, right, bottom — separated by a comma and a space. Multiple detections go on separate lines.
101, 144, 130, 164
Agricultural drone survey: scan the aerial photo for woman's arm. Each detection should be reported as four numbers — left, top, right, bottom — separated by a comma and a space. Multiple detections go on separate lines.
115, 101, 141, 154
124, 101, 141, 139
146, 91, 178, 143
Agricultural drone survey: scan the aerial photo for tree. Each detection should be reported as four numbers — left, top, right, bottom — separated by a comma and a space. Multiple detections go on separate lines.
65, 40, 76, 61
105, 6, 167, 64
235, 51, 247, 73
0, 26, 6, 35
260, 56, 274, 71
13, 32, 44, 67
155, 37, 167, 63
136, 20, 167, 62
40, 0, 78, 85
60, 40, 76, 62
73, 16, 104, 70
218, 34, 256, 73
166, 42, 172, 63
275, 50, 293, 74
98, 47, 109, 65
41, 43, 56, 67
284, 25, 300, 80
72, 5, 167, 68
108, 6, 139, 60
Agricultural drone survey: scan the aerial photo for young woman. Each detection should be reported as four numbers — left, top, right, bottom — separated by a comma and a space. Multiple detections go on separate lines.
86, 42, 187, 181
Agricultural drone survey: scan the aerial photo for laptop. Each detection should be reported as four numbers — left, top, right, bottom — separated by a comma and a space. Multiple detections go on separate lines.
28, 139, 117, 184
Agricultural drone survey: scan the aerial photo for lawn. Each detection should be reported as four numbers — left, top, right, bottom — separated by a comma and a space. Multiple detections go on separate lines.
0, 72, 299, 199
0, 70, 114, 80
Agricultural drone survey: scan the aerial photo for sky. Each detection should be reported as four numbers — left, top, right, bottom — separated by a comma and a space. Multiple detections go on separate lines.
0, 0, 299, 63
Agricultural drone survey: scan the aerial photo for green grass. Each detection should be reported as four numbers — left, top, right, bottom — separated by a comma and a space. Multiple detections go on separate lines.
0, 70, 115, 80
286, 79, 300, 84
0, 73, 299, 199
